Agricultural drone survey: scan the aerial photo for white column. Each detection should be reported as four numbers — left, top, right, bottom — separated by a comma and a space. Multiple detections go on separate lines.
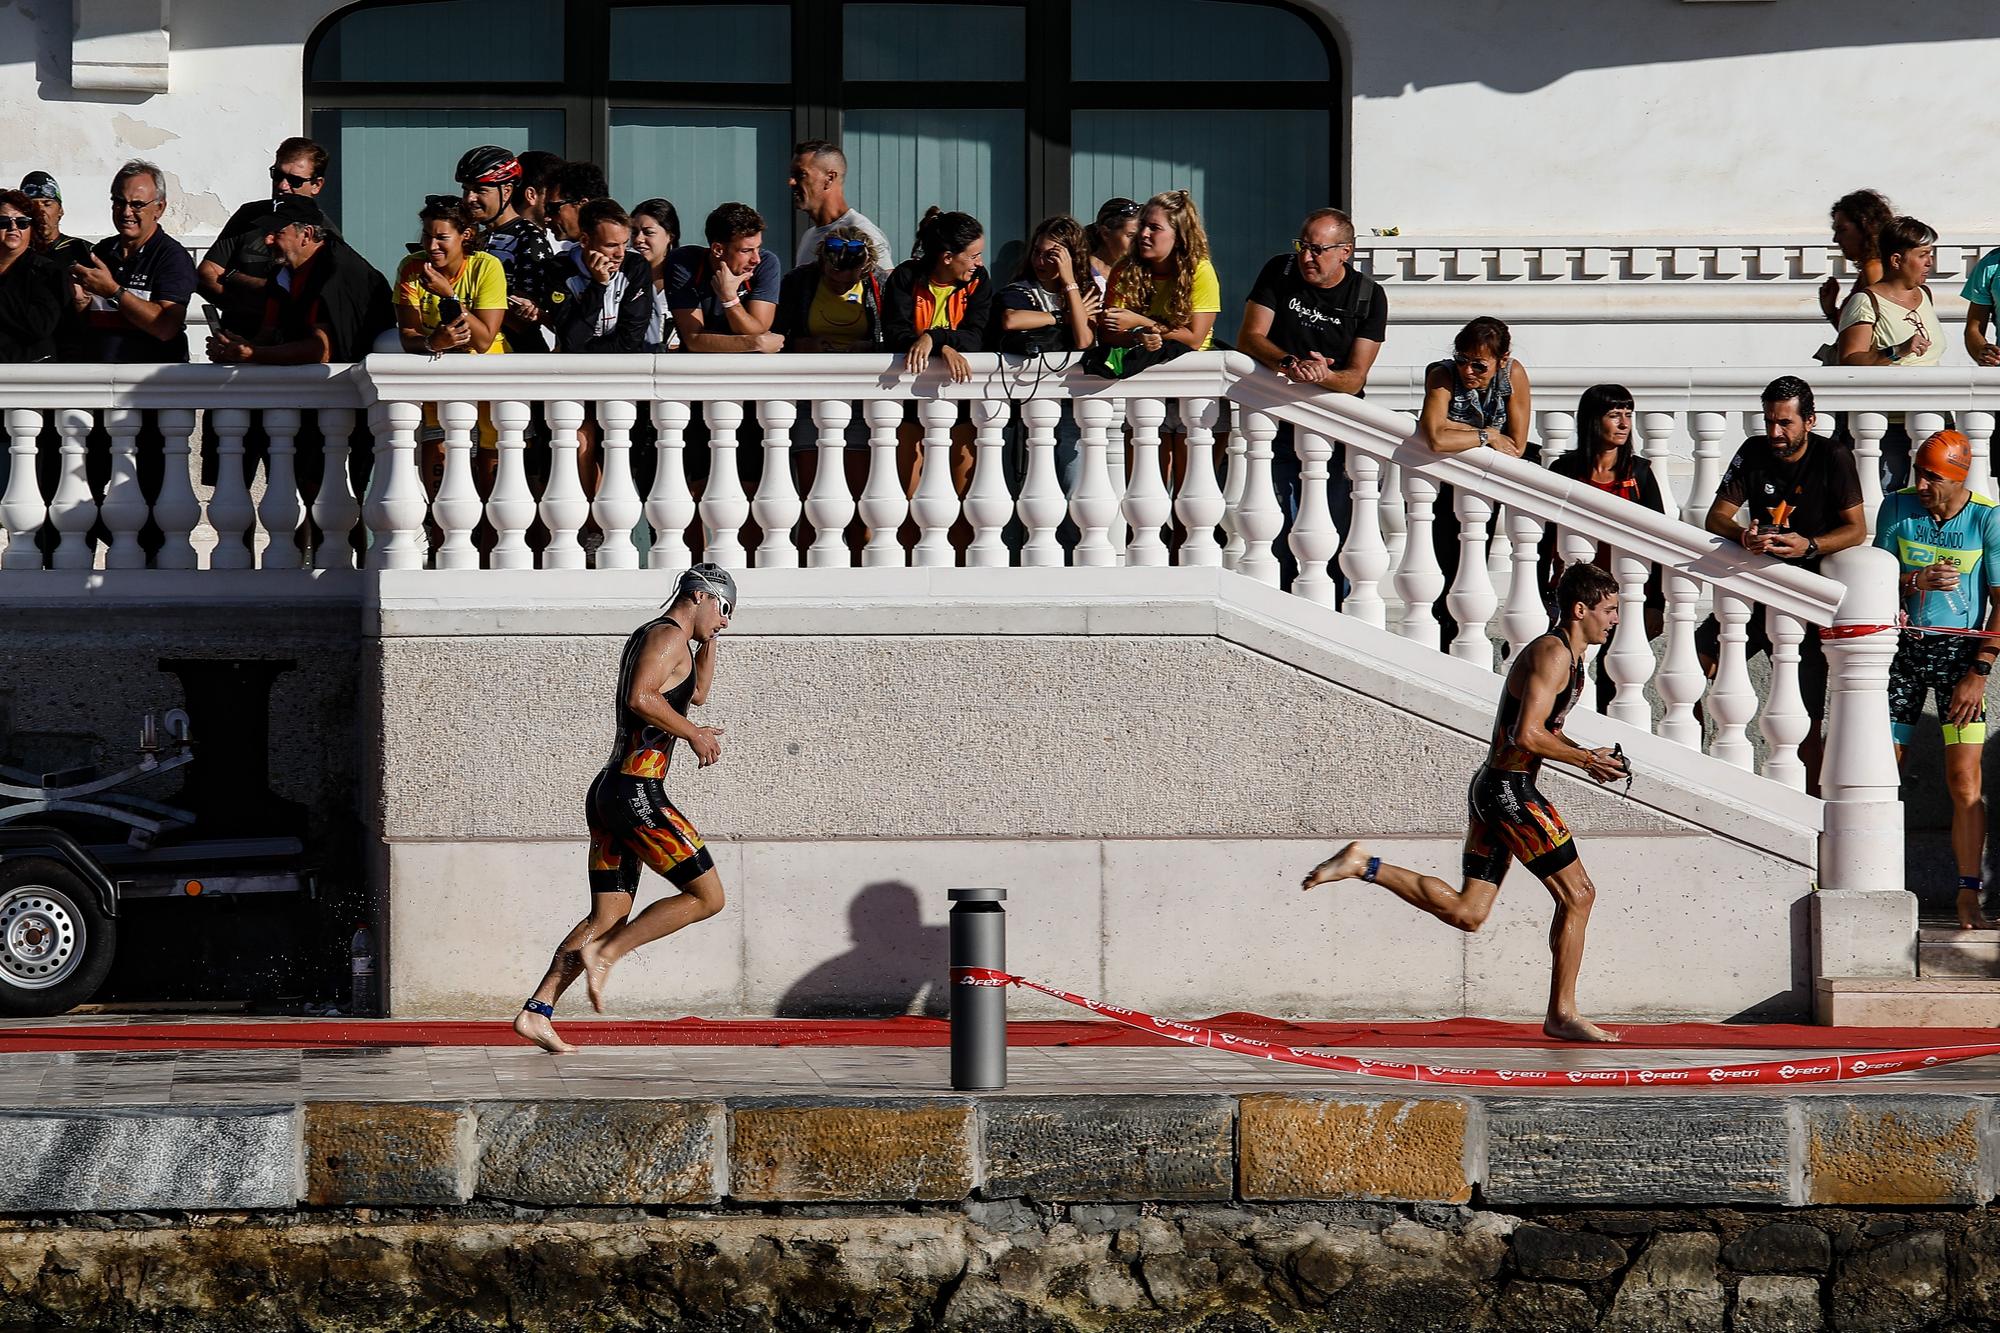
0, 409, 46, 570
1758, 608, 1810, 790
644, 399, 695, 570
1175, 397, 1224, 567
1288, 426, 1338, 605
363, 400, 426, 571
911, 398, 960, 568
1339, 449, 1390, 628
1234, 409, 1282, 586
153, 409, 201, 571
1394, 468, 1444, 648
1070, 396, 1119, 568
1537, 410, 1577, 472
46, 409, 98, 571
1910, 411, 1948, 453
699, 400, 749, 570
431, 400, 482, 571
1707, 588, 1757, 769
1962, 410, 1996, 488
592, 399, 642, 570
1378, 460, 1407, 572
311, 407, 360, 572
538, 400, 589, 569
1656, 569, 1704, 748
1104, 403, 1130, 563
1603, 550, 1655, 727
1639, 409, 1683, 516
964, 399, 1012, 568
206, 408, 255, 570
1121, 397, 1171, 567
1447, 489, 1499, 666
1684, 411, 1728, 526
486, 399, 536, 571
1499, 508, 1546, 654
1849, 411, 1887, 537
805, 399, 857, 568
858, 398, 908, 568
752, 399, 802, 569
259, 408, 303, 571
1219, 406, 1246, 571
1016, 398, 1065, 567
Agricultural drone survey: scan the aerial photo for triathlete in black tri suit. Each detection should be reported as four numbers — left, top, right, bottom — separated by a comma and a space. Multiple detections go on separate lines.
514, 564, 736, 1054
1300, 563, 1631, 1043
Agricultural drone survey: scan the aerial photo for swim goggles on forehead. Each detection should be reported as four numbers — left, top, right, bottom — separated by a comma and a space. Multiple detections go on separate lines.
821, 236, 870, 266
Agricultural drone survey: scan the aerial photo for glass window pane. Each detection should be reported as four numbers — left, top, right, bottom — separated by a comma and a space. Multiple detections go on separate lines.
610, 5, 790, 82
844, 108, 1025, 276
1071, 0, 1326, 82
312, 108, 565, 279
610, 109, 793, 252
844, 4, 1023, 82
311, 0, 564, 82
1071, 109, 1330, 312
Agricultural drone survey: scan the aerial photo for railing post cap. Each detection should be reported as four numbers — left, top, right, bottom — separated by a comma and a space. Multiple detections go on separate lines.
949, 887, 1007, 902
1823, 545, 1900, 626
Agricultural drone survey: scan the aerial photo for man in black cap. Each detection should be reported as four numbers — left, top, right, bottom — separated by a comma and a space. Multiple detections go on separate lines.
19, 173, 91, 268
198, 137, 334, 338
205, 198, 389, 365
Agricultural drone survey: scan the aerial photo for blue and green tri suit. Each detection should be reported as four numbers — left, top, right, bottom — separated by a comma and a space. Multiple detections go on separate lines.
1873, 488, 2000, 745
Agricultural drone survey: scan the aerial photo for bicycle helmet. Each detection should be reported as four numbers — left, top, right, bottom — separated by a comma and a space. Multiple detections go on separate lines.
454, 146, 522, 187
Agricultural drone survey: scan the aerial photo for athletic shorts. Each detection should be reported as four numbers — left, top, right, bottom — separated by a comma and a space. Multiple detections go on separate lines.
1462, 764, 1580, 884
584, 760, 716, 896
1888, 631, 1989, 746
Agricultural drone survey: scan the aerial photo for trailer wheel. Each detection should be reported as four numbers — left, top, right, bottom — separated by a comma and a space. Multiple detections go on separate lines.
0, 859, 116, 1016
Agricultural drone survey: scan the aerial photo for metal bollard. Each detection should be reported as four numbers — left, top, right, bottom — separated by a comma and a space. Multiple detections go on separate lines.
949, 886, 1007, 1091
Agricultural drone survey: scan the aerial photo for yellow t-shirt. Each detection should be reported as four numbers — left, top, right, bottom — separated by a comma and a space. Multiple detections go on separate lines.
926, 282, 958, 331
808, 278, 870, 349
1141, 258, 1221, 351
396, 250, 511, 355
1838, 287, 1942, 366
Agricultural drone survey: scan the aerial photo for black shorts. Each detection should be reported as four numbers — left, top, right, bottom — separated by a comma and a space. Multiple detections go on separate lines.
1888, 631, 1988, 746
585, 763, 716, 896
1463, 765, 1580, 884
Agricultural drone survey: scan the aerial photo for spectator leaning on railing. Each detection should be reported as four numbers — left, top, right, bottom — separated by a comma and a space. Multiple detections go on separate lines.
1837, 216, 1941, 369
204, 197, 391, 366
628, 197, 681, 351
454, 146, 551, 352
1419, 316, 1529, 458
0, 189, 65, 363
885, 207, 990, 382
665, 202, 783, 354
70, 159, 194, 364
993, 214, 1096, 357
198, 137, 333, 339
536, 198, 652, 354
394, 196, 508, 358
789, 140, 892, 274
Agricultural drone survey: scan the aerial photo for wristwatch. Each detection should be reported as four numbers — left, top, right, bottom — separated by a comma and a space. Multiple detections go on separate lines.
1974, 659, 1993, 678
1803, 537, 1821, 560
1477, 429, 1492, 448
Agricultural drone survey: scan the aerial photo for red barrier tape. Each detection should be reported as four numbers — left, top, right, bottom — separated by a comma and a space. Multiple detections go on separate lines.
954, 968, 2000, 1088
1819, 617, 2000, 641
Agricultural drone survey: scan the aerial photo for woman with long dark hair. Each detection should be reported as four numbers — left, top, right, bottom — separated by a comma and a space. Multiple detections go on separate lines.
629, 197, 681, 351
883, 207, 993, 518
1084, 197, 1140, 294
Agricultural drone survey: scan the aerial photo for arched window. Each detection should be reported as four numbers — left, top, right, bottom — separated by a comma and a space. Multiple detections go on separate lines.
306, 0, 1339, 300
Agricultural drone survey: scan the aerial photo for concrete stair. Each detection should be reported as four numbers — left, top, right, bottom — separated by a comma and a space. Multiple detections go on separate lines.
1817, 925, 2000, 1024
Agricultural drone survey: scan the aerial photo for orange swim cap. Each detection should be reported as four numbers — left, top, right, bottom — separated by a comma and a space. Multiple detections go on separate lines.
1916, 430, 1972, 483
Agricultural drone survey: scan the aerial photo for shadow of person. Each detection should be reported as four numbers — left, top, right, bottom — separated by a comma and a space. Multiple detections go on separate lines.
774, 880, 950, 1018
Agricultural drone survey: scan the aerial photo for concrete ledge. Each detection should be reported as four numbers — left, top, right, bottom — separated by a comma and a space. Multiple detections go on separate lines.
474, 1100, 723, 1205
729, 1099, 976, 1202
1801, 1096, 1988, 1205
1237, 1094, 1472, 1203
1482, 1097, 1794, 1205
0, 1106, 301, 1213
980, 1096, 1235, 1201
305, 1102, 472, 1206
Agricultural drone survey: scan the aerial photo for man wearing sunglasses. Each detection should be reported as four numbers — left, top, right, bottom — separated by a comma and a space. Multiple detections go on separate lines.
198, 138, 335, 338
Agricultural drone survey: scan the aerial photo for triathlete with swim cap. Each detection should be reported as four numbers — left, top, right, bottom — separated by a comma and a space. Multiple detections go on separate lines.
1875, 429, 2000, 929
1301, 562, 1631, 1043
513, 564, 735, 1054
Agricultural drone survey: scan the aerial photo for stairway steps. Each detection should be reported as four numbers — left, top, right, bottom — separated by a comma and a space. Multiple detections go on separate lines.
1918, 925, 2000, 980
1818, 974, 2000, 1026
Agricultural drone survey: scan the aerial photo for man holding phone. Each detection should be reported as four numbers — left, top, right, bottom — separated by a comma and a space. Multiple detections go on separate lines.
204, 198, 389, 366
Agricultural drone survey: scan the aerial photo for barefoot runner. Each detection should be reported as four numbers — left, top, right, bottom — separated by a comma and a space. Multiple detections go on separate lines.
514, 565, 735, 1054
1301, 562, 1632, 1043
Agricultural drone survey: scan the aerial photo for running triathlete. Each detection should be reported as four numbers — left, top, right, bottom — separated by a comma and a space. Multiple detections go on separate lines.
1301, 562, 1631, 1043
514, 564, 735, 1054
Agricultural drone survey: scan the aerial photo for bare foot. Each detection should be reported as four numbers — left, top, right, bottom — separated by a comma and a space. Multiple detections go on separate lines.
1544, 1015, 1621, 1043
1958, 888, 1992, 932
1301, 841, 1371, 892
577, 939, 614, 1014
512, 1008, 576, 1055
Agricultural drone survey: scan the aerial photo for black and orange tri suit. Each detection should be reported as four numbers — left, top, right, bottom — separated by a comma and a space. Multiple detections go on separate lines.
1463, 632, 1586, 883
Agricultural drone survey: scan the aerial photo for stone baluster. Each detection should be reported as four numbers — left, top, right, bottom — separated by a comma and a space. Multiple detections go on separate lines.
1234, 409, 1282, 586
1537, 410, 1577, 472
1487, 505, 1513, 607
1639, 409, 1683, 515
1910, 411, 1948, 451
204, 408, 255, 570
1758, 608, 1810, 790
858, 398, 908, 567
1286, 425, 1338, 605
805, 399, 856, 568
259, 409, 303, 570
47, 409, 98, 571
431, 400, 482, 571
1394, 468, 1444, 648
1219, 407, 1246, 571
1070, 396, 1119, 568
1121, 397, 1172, 567
1105, 403, 1130, 563
1448, 489, 1499, 666
591, 399, 642, 569
699, 400, 749, 569
644, 400, 695, 570
911, 398, 961, 568
1499, 508, 1546, 654
1339, 448, 1391, 628
486, 400, 536, 571
311, 407, 360, 571
1962, 410, 1996, 486
0, 409, 46, 569
1176, 397, 1224, 567
1603, 550, 1656, 727
539, 400, 589, 570
1684, 411, 1728, 525
1016, 398, 1065, 567
1849, 412, 1887, 537
964, 399, 1012, 568
153, 409, 201, 571
1707, 588, 1757, 769
1379, 461, 1407, 571
100, 408, 149, 569
1656, 569, 1704, 748
753, 399, 802, 569
363, 400, 426, 571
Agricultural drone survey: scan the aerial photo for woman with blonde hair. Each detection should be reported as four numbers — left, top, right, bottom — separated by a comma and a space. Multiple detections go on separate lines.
1097, 189, 1220, 355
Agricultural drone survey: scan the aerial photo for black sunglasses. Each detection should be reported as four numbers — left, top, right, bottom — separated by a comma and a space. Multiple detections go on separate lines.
424, 193, 461, 211
0, 216, 30, 232
270, 166, 319, 189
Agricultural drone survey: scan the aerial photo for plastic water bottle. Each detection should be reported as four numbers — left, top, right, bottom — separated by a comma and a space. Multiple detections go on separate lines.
350, 923, 376, 1016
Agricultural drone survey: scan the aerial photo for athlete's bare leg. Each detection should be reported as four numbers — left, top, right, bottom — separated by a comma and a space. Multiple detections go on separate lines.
1538, 861, 1618, 1043
577, 868, 726, 1013
513, 892, 634, 1054
1946, 742, 1991, 930
1301, 840, 1500, 932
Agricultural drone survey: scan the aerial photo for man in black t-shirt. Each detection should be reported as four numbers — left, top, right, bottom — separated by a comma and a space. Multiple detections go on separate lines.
71, 160, 196, 363
199, 138, 335, 338
1238, 207, 1389, 588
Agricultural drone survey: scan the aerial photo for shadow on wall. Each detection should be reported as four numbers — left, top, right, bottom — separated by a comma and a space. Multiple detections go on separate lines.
774, 880, 949, 1018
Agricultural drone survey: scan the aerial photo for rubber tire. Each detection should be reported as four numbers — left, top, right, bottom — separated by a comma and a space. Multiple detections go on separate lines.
0, 858, 117, 1017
